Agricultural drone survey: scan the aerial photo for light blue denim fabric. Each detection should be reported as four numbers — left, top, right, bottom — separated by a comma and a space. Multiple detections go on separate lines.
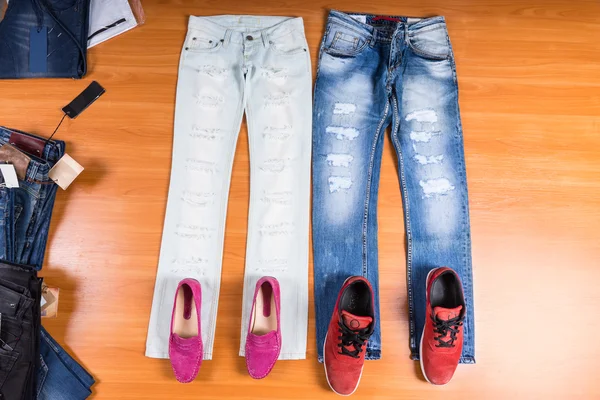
312, 10, 475, 363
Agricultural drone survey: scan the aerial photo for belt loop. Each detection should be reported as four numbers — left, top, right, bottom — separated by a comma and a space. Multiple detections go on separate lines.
261, 31, 270, 48
223, 30, 233, 48
27, 162, 38, 183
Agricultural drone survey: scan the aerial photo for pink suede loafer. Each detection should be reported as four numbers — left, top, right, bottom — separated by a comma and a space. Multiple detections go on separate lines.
169, 278, 203, 383
245, 276, 281, 379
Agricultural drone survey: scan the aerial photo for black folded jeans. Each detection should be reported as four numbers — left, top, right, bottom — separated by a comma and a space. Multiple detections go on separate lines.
0, 261, 41, 400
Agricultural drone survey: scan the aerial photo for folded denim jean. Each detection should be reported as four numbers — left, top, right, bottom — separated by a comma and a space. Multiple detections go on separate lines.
37, 327, 94, 399
0, 260, 41, 400
0, 127, 94, 398
0, 0, 91, 79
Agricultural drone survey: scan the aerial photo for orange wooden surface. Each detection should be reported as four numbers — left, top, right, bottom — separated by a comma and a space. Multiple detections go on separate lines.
1, 0, 600, 398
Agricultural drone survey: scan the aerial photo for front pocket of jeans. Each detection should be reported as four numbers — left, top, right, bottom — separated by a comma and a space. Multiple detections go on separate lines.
408, 27, 451, 61
0, 285, 22, 317
269, 30, 307, 55
322, 24, 370, 57
184, 31, 223, 54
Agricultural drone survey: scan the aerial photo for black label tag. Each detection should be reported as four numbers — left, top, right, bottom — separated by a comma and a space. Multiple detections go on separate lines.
62, 81, 106, 119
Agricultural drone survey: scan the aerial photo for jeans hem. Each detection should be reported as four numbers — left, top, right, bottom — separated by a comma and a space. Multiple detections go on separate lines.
317, 349, 381, 363
145, 350, 169, 359
239, 351, 306, 360
410, 353, 476, 364
145, 350, 214, 360
365, 349, 381, 360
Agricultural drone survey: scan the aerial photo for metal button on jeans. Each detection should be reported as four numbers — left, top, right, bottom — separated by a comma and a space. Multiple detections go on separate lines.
246, 35, 253, 41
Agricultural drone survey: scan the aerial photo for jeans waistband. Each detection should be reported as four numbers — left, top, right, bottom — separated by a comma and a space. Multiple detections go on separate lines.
328, 10, 446, 41
0, 126, 65, 183
188, 15, 305, 45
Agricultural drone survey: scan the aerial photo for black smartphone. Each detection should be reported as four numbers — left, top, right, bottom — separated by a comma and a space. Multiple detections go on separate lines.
62, 81, 106, 119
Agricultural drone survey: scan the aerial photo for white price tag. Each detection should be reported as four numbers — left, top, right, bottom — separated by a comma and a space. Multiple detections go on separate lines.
0, 164, 19, 188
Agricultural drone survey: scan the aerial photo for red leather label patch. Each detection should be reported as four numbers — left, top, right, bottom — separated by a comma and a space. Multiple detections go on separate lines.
8, 131, 46, 157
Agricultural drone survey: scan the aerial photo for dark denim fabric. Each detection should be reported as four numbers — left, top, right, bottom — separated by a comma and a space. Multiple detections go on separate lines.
0, 127, 94, 399
0, 261, 41, 400
0, 0, 90, 79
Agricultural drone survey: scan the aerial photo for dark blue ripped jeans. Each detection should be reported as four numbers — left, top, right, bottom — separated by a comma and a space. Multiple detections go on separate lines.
0, 0, 90, 79
0, 127, 94, 399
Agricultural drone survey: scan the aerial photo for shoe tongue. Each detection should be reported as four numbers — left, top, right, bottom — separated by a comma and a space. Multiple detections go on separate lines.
434, 305, 463, 321
341, 310, 373, 330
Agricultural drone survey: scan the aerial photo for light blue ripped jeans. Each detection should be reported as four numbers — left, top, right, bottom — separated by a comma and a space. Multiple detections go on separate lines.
312, 10, 475, 363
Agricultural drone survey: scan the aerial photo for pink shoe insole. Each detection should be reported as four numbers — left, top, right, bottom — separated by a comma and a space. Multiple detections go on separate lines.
251, 282, 277, 335
173, 285, 198, 338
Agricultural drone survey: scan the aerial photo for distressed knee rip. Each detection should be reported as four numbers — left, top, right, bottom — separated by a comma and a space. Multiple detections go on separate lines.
264, 92, 290, 107
261, 66, 288, 81
326, 154, 353, 167
419, 178, 455, 198
261, 190, 293, 206
406, 108, 441, 143
260, 158, 293, 173
255, 258, 289, 274
181, 190, 215, 206
259, 222, 295, 236
414, 154, 444, 165
186, 158, 219, 174
190, 126, 224, 140
197, 65, 229, 79
328, 176, 352, 193
174, 224, 215, 240
333, 103, 356, 115
263, 125, 292, 141
170, 256, 209, 276
196, 94, 224, 108
326, 126, 359, 140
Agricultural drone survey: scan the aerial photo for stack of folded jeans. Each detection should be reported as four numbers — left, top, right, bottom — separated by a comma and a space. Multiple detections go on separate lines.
0, 127, 94, 399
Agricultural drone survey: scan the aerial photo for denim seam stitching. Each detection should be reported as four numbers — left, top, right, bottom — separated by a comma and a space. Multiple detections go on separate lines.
36, 355, 48, 397
217, 69, 244, 356
41, 330, 61, 354
240, 78, 259, 355
362, 102, 389, 276
390, 94, 416, 353
452, 73, 474, 358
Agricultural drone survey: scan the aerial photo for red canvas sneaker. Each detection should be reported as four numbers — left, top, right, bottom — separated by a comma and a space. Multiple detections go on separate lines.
324, 276, 375, 396
420, 267, 466, 385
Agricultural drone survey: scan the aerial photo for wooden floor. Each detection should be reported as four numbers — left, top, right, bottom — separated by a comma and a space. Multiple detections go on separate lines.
1, 0, 599, 398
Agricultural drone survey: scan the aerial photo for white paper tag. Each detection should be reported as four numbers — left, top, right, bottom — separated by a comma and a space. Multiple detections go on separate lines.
48, 154, 84, 190
351, 15, 367, 24
0, 165, 19, 188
